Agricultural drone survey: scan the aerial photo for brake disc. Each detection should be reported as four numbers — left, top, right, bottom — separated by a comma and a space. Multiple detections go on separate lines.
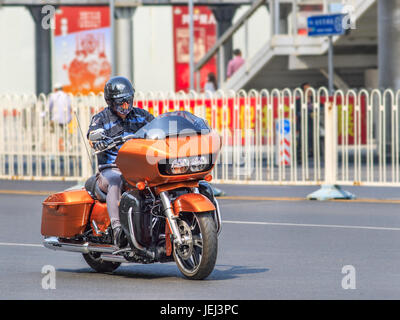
175, 220, 194, 260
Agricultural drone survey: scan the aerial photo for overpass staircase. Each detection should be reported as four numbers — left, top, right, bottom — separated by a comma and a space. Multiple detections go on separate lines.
195, 0, 377, 91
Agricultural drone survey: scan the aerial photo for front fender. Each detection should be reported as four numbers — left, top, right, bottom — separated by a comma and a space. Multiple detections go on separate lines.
173, 193, 216, 215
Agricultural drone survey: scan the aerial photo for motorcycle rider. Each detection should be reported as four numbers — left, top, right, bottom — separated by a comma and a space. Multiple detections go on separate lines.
87, 76, 154, 247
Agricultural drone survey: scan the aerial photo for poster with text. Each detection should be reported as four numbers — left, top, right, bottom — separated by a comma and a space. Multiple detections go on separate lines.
172, 6, 217, 92
54, 6, 111, 94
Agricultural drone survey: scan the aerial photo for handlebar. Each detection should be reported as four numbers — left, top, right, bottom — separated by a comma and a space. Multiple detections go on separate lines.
94, 134, 136, 154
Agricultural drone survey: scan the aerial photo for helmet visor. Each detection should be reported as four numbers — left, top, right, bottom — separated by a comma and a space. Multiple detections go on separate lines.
112, 96, 133, 115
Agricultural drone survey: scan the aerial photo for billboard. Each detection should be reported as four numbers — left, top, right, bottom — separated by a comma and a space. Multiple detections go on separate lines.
172, 6, 217, 92
53, 6, 111, 94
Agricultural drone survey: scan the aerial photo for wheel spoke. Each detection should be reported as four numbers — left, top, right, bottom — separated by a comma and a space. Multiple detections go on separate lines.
184, 256, 195, 270
190, 217, 198, 231
175, 215, 209, 274
193, 235, 203, 249
192, 252, 200, 266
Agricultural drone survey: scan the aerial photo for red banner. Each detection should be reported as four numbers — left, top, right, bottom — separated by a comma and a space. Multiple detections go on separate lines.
136, 96, 367, 145
172, 6, 217, 92
54, 6, 110, 36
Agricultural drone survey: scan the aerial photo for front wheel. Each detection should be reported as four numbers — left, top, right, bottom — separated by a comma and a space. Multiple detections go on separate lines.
173, 212, 218, 280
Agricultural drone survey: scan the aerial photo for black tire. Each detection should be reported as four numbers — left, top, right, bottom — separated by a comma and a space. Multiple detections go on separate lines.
173, 212, 218, 280
82, 252, 121, 273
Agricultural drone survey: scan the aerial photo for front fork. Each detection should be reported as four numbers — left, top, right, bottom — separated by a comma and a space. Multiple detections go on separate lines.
159, 191, 183, 245
159, 190, 221, 246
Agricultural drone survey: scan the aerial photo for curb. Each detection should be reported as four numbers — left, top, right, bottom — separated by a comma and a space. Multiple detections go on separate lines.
1, 189, 400, 204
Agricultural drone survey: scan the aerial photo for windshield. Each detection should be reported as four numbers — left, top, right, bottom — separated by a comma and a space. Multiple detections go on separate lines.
133, 111, 211, 139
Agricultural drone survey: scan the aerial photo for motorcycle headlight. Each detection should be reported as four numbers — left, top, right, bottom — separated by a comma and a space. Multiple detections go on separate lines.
169, 158, 190, 175
159, 155, 212, 175
190, 156, 209, 172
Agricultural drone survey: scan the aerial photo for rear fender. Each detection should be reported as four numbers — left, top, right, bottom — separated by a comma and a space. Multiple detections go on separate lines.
173, 193, 216, 216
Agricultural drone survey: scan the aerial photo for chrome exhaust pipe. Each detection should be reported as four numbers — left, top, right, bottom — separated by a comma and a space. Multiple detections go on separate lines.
43, 237, 89, 253
43, 237, 116, 254
88, 243, 116, 254
127, 208, 156, 260
100, 254, 129, 263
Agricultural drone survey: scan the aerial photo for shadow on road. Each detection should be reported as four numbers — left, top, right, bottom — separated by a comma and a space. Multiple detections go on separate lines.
209, 265, 269, 280
57, 264, 179, 280
56, 263, 269, 281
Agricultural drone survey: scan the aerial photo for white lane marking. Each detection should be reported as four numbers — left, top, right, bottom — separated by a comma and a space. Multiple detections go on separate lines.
0, 242, 42, 248
223, 220, 400, 231
0, 220, 399, 249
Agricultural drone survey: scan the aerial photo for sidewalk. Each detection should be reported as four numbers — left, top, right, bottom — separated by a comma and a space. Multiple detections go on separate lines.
0, 179, 399, 201
0, 180, 78, 192
213, 184, 400, 200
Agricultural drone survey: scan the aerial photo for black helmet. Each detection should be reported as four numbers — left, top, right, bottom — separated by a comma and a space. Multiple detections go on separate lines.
104, 76, 135, 115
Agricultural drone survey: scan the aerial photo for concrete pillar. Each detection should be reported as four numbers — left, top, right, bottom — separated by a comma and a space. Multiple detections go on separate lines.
278, 2, 292, 35
377, 1, 400, 151
270, 0, 292, 36
365, 69, 378, 89
114, 7, 135, 83
210, 5, 239, 82
378, 0, 400, 89
29, 6, 52, 95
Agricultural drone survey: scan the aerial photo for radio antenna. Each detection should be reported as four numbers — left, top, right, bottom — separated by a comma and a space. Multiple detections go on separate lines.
74, 111, 96, 173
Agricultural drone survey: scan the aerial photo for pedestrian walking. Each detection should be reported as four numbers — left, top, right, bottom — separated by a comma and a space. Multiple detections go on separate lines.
227, 49, 245, 79
204, 72, 218, 92
48, 83, 72, 151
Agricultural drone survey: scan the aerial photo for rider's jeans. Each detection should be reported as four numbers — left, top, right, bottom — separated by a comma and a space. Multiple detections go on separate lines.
96, 167, 123, 230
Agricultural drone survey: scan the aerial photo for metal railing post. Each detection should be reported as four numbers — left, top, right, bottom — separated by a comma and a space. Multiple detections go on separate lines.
218, 46, 225, 88
324, 101, 337, 185
307, 96, 355, 200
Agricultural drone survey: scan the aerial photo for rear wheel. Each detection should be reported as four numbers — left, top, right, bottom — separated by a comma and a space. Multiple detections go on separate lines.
173, 212, 217, 280
82, 252, 121, 273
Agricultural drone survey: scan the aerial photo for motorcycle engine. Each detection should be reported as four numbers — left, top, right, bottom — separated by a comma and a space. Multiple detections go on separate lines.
119, 190, 152, 247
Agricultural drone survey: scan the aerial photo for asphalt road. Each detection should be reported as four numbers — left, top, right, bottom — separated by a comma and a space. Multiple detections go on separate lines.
1, 184, 400, 299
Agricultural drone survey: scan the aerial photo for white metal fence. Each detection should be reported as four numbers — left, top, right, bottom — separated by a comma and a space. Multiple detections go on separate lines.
0, 88, 399, 187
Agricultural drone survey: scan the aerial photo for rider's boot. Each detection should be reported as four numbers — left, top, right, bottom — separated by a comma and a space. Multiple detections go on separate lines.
113, 226, 128, 248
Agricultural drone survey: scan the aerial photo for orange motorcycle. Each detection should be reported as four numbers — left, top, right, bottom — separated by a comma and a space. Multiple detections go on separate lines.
41, 111, 222, 280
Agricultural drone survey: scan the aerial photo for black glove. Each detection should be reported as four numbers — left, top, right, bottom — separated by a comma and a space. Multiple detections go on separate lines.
94, 138, 113, 152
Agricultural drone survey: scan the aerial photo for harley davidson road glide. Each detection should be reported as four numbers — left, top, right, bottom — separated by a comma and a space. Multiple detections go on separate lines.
41, 111, 222, 280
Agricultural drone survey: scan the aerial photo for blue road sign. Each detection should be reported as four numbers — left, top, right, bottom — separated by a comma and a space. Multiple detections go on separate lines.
307, 14, 345, 37
276, 119, 291, 135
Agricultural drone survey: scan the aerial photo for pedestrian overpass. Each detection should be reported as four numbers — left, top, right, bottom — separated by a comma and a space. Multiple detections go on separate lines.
196, 0, 377, 91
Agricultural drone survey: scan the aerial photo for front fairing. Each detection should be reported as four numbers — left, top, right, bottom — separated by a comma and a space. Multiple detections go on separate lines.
115, 111, 220, 187
115, 131, 221, 187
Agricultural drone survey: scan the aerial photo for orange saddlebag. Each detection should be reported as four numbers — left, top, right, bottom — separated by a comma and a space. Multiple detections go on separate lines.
41, 189, 94, 238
